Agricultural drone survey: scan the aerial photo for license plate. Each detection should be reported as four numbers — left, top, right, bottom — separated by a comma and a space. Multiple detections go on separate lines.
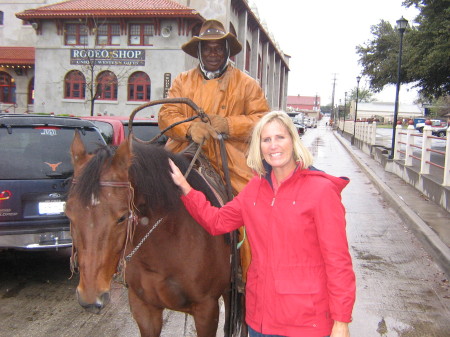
39, 201, 66, 215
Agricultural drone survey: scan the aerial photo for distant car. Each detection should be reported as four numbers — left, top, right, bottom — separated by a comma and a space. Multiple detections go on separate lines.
431, 125, 448, 138
81, 115, 166, 145
0, 114, 106, 250
294, 122, 306, 136
415, 119, 445, 133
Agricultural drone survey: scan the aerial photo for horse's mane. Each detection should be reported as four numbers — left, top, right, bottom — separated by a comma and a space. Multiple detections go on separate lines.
130, 142, 222, 212
70, 142, 221, 211
70, 144, 115, 206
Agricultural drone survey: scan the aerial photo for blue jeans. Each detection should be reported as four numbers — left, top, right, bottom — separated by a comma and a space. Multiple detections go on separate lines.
248, 326, 285, 337
248, 325, 330, 337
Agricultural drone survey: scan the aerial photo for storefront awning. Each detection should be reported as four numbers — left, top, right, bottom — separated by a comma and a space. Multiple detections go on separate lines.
0, 47, 35, 68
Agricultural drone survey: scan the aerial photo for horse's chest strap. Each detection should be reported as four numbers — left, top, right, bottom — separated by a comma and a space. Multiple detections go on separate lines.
125, 217, 165, 261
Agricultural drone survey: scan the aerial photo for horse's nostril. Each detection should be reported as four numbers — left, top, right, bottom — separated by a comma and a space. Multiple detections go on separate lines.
99, 292, 111, 307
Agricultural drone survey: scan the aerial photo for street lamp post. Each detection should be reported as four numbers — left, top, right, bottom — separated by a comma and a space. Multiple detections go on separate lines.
389, 16, 408, 159
342, 91, 347, 135
352, 76, 361, 145
338, 99, 341, 125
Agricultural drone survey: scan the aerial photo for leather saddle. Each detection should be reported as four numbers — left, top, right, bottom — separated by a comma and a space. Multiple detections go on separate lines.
181, 143, 231, 207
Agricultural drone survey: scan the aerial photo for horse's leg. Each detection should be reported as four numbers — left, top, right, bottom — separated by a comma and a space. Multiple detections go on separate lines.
192, 298, 220, 337
128, 289, 163, 337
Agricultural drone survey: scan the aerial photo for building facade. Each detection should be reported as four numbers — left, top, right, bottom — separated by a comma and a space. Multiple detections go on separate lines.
286, 95, 321, 119
0, 1, 48, 113
348, 101, 423, 122
2, 0, 289, 117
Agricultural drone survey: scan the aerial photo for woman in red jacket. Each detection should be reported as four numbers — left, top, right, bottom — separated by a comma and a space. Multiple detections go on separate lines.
169, 111, 356, 337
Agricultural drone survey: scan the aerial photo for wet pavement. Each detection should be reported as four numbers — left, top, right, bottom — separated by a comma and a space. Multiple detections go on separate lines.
302, 122, 450, 337
0, 120, 449, 336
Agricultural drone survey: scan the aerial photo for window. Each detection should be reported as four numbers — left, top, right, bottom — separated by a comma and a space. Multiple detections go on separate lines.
128, 72, 151, 101
257, 55, 262, 81
64, 70, 85, 99
28, 77, 34, 104
0, 72, 16, 104
65, 23, 88, 46
129, 24, 154, 46
96, 71, 117, 100
96, 23, 120, 46
245, 42, 251, 72
0, 11, 3, 25
229, 23, 237, 62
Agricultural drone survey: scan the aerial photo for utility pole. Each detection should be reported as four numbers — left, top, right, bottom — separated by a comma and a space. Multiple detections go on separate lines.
331, 74, 336, 125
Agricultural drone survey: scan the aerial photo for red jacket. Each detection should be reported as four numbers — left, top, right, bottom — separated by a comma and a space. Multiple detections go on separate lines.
181, 166, 356, 336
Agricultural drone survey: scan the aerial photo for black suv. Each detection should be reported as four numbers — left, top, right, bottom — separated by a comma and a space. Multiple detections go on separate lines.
0, 115, 105, 250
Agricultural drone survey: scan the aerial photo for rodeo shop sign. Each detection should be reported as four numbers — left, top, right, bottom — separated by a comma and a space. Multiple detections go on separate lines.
70, 49, 145, 66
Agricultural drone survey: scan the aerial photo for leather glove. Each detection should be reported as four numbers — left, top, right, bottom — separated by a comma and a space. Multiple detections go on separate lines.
187, 121, 216, 144
208, 115, 229, 135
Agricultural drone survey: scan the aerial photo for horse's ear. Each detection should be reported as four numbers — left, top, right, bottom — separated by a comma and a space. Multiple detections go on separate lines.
71, 130, 91, 174
111, 138, 132, 172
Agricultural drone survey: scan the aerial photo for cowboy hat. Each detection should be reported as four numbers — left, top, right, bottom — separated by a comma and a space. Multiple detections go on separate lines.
182, 20, 242, 58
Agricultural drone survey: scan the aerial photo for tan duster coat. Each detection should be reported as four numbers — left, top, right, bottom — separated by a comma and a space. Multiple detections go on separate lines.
159, 65, 270, 194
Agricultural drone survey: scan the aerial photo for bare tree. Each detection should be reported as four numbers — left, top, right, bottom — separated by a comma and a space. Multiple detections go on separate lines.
69, 18, 133, 116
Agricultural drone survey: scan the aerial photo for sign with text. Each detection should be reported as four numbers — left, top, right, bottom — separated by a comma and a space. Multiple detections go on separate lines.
163, 73, 171, 98
70, 49, 145, 66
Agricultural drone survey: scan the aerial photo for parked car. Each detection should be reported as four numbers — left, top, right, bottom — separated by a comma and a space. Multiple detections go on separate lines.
415, 119, 445, 133
0, 114, 106, 250
81, 115, 166, 145
294, 122, 306, 136
431, 124, 448, 138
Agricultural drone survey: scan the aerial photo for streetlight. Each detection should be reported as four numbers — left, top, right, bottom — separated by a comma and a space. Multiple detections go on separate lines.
389, 16, 408, 159
352, 75, 361, 145
342, 91, 347, 135
338, 99, 341, 124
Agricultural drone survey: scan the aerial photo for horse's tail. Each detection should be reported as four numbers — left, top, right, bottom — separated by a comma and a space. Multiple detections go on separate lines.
229, 288, 247, 337
227, 229, 247, 337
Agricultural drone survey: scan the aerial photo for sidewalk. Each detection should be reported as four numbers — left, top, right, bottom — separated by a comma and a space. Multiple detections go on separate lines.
333, 129, 450, 277
301, 125, 449, 336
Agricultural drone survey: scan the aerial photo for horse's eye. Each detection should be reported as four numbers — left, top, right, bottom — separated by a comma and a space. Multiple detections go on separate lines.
117, 214, 128, 224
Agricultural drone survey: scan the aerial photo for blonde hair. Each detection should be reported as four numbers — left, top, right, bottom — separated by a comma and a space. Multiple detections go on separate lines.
247, 111, 314, 176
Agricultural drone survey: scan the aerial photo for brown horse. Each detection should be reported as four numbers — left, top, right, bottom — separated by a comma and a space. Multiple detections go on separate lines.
66, 132, 239, 336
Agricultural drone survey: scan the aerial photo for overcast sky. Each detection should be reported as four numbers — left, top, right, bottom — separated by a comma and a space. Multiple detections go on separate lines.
250, 0, 420, 105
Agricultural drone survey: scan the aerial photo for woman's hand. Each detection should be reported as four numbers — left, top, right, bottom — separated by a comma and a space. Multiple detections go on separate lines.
330, 321, 350, 337
169, 159, 192, 195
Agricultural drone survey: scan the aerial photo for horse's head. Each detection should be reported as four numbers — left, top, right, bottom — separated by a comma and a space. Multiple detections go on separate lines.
66, 131, 132, 314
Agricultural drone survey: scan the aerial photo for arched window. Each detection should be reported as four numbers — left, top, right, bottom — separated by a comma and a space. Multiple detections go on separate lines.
64, 70, 85, 99
96, 71, 117, 100
0, 72, 16, 103
229, 23, 238, 62
28, 77, 34, 104
128, 72, 151, 101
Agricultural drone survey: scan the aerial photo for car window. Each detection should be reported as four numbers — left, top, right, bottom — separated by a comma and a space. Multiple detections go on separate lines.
124, 123, 166, 144
87, 120, 114, 144
0, 126, 103, 180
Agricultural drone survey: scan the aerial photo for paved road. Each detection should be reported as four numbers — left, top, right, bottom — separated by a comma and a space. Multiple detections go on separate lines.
0, 121, 449, 337
303, 122, 449, 337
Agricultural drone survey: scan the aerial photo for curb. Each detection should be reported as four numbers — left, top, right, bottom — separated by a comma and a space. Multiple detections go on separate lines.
334, 132, 450, 277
